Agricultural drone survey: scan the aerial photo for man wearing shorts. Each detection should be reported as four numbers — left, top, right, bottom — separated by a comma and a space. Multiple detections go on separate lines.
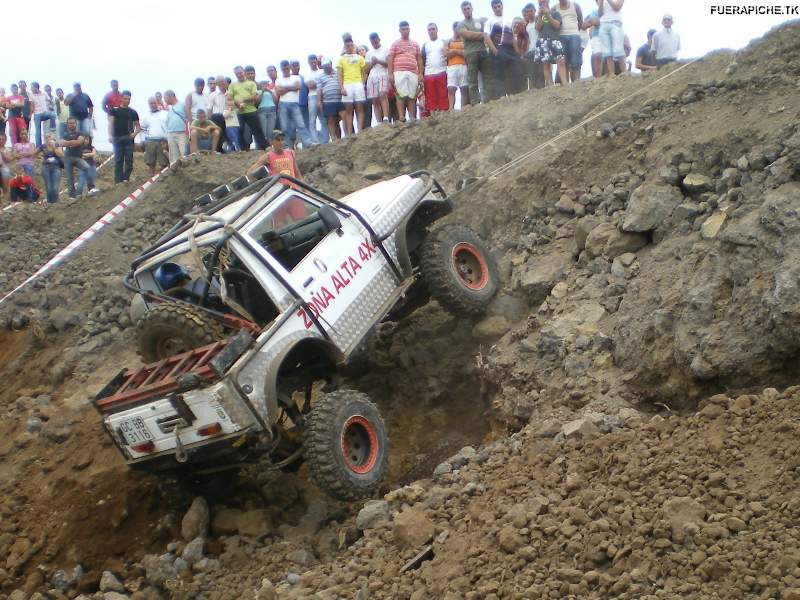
557, 0, 584, 83
535, 0, 567, 86
583, 4, 602, 78
422, 23, 449, 114
140, 97, 169, 175
446, 22, 469, 109
317, 59, 345, 141
598, 0, 626, 77
366, 33, 391, 124
388, 21, 424, 122
337, 38, 367, 136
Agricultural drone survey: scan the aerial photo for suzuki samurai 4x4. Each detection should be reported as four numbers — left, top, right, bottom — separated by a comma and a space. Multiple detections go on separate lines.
93, 169, 498, 500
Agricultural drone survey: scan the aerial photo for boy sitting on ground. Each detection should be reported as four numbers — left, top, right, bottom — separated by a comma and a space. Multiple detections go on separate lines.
190, 109, 221, 154
8, 164, 42, 203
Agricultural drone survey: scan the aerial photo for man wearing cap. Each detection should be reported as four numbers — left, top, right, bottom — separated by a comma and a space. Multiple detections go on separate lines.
635, 29, 658, 72
652, 14, 680, 68
276, 60, 313, 149
306, 54, 328, 144
337, 38, 367, 135
246, 129, 303, 181
388, 20, 424, 122
230, 65, 267, 151
366, 33, 391, 124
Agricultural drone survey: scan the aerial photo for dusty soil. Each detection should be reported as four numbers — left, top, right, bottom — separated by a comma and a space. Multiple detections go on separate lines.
0, 19, 799, 600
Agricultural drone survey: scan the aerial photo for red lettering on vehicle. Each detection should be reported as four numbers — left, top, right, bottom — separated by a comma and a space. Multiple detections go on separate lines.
296, 308, 313, 330
296, 240, 381, 327
332, 273, 347, 293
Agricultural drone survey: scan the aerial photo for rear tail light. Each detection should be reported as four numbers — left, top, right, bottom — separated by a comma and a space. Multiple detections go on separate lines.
197, 423, 222, 437
131, 441, 156, 453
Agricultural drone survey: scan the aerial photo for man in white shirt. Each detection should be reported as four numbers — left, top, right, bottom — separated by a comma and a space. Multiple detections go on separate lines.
275, 60, 313, 149
306, 54, 328, 144
140, 97, 169, 174
652, 14, 680, 68
207, 75, 228, 152
30, 82, 56, 148
422, 23, 449, 114
365, 33, 391, 124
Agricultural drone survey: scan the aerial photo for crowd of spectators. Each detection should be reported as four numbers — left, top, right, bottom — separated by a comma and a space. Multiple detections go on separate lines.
0, 0, 680, 204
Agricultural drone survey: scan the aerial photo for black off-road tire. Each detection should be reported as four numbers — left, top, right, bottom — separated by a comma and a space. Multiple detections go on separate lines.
418, 223, 499, 316
137, 302, 225, 362
304, 390, 388, 501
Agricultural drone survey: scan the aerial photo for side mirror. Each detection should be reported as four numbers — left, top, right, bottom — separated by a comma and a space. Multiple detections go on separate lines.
319, 205, 342, 233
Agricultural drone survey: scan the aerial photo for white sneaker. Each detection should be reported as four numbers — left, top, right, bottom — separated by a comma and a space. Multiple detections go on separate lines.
88, 188, 101, 196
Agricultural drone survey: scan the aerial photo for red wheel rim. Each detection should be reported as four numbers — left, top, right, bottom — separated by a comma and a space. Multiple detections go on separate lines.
341, 415, 379, 475
451, 243, 489, 291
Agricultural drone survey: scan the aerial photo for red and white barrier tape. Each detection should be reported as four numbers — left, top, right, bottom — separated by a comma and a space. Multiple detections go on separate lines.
0, 164, 170, 306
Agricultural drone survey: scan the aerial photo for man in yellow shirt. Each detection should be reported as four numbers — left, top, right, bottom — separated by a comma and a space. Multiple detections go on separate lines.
337, 38, 366, 136
229, 65, 267, 150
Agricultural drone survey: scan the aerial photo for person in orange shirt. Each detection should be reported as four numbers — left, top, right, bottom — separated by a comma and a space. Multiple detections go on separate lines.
446, 21, 470, 109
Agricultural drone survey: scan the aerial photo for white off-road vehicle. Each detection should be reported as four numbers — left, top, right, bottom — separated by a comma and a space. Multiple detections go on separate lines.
94, 170, 498, 500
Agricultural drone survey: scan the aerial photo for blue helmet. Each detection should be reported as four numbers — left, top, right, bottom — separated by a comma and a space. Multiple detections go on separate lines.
154, 263, 190, 290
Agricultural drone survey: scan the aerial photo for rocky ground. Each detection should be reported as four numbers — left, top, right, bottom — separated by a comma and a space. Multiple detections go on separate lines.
0, 20, 799, 600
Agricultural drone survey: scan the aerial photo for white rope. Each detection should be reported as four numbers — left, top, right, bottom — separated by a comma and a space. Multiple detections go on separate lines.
487, 59, 700, 179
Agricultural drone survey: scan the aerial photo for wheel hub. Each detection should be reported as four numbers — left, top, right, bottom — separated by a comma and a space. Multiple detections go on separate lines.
341, 415, 379, 475
452, 243, 490, 291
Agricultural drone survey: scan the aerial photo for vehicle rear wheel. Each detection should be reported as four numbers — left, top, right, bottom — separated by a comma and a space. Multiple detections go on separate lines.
303, 389, 388, 501
418, 223, 499, 316
137, 302, 225, 362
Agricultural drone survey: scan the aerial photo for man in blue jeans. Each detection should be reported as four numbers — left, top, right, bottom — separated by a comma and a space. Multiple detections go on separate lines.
65, 82, 94, 136
109, 91, 140, 183
60, 118, 98, 198
275, 60, 313, 149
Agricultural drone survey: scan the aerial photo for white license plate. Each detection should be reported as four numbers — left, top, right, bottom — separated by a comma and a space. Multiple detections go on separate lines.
119, 417, 154, 445
210, 402, 229, 422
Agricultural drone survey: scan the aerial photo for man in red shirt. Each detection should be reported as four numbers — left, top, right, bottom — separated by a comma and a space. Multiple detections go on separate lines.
103, 80, 123, 141
246, 129, 303, 181
388, 21, 424, 122
9, 164, 42, 203
6, 84, 26, 144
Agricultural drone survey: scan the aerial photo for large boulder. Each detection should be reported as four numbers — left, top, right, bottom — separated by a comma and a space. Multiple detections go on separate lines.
622, 183, 685, 233
585, 223, 648, 259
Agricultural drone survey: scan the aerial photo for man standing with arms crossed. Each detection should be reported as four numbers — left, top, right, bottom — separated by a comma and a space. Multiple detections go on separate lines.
458, 1, 489, 105
652, 14, 680, 68
388, 21, 424, 123
109, 91, 140, 183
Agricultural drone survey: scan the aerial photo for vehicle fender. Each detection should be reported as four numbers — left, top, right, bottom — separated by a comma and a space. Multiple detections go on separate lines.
235, 330, 342, 424
392, 196, 454, 276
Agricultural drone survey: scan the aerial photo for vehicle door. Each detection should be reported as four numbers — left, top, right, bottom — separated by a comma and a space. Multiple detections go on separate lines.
242, 188, 395, 353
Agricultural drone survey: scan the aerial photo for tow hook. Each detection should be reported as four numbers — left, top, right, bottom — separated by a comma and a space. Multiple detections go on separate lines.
174, 427, 188, 463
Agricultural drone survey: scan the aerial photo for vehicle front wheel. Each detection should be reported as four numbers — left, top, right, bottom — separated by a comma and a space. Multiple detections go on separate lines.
303, 390, 388, 501
418, 223, 499, 316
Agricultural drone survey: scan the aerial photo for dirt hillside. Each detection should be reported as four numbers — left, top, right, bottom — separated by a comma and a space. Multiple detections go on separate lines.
0, 20, 799, 599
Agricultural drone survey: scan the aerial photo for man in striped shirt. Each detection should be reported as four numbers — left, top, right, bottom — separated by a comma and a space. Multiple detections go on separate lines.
388, 21, 424, 122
